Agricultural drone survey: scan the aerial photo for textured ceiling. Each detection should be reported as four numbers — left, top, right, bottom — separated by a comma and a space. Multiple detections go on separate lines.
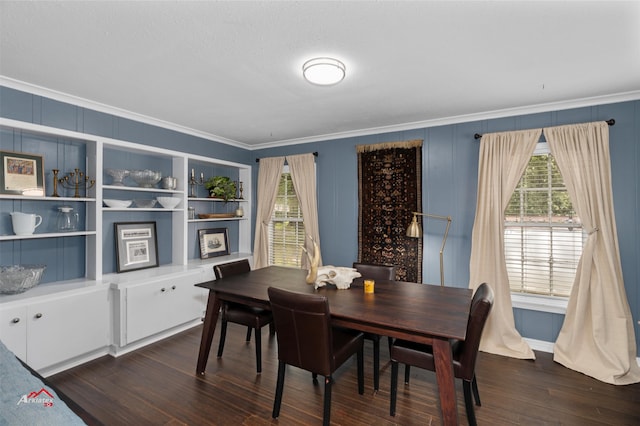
1, 1, 639, 149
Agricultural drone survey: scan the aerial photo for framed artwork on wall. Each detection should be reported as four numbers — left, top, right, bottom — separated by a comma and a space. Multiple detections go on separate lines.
114, 221, 159, 273
0, 150, 45, 196
198, 227, 230, 259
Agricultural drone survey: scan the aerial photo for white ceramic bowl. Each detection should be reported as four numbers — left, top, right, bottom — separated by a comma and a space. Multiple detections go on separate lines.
104, 199, 132, 208
134, 199, 157, 208
0, 265, 46, 294
156, 196, 181, 209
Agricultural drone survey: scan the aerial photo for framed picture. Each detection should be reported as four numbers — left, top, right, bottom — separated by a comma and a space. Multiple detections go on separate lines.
114, 222, 159, 273
198, 227, 230, 259
0, 150, 45, 196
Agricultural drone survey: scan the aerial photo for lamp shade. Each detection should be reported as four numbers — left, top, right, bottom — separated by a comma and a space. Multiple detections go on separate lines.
302, 57, 346, 86
406, 214, 422, 238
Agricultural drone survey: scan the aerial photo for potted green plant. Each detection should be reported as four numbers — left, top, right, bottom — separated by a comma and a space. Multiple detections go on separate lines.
204, 176, 236, 202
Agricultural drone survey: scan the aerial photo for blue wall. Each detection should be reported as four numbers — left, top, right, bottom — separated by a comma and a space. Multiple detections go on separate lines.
253, 101, 640, 353
2, 86, 638, 352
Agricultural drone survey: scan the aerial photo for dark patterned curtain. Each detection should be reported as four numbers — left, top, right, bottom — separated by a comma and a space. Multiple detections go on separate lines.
357, 140, 423, 282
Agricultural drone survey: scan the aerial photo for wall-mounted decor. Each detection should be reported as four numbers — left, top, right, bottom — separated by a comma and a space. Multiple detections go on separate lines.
356, 140, 423, 283
114, 222, 159, 273
0, 150, 45, 196
198, 227, 230, 259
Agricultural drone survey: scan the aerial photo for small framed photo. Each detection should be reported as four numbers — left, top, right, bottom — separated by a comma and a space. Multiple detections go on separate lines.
114, 222, 159, 273
198, 227, 230, 259
0, 150, 45, 196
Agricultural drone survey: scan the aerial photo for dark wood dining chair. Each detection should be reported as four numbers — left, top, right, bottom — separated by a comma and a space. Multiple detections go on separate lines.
268, 286, 364, 426
389, 282, 494, 425
213, 259, 274, 374
352, 262, 396, 391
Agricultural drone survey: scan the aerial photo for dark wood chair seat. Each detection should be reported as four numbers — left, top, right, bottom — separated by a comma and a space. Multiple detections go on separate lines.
268, 286, 364, 426
352, 262, 397, 391
389, 282, 494, 425
214, 259, 274, 373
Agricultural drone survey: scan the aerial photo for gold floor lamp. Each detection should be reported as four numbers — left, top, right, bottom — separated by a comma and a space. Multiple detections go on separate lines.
406, 212, 452, 286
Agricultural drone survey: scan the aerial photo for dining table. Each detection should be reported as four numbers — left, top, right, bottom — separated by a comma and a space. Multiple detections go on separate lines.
195, 265, 473, 425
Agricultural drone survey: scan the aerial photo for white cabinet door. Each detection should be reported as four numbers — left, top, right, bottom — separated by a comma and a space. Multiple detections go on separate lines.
125, 274, 204, 344
0, 305, 27, 362
27, 289, 110, 371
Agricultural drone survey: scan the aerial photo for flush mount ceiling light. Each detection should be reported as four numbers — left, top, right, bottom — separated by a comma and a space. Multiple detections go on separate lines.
302, 57, 346, 86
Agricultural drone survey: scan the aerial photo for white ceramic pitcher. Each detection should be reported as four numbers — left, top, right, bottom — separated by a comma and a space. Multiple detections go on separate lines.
10, 212, 43, 235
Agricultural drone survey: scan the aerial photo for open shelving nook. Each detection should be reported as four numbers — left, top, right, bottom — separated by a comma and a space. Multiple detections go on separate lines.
0, 117, 253, 374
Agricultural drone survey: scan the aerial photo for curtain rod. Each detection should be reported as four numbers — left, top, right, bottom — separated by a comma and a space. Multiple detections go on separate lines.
256, 152, 318, 163
473, 119, 615, 140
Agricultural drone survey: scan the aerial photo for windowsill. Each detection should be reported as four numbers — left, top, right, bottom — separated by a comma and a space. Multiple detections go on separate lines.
511, 293, 568, 315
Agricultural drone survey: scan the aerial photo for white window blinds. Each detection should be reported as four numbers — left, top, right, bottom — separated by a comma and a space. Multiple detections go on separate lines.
504, 147, 585, 297
268, 167, 305, 267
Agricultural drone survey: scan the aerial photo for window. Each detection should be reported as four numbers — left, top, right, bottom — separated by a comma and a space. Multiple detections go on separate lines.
268, 166, 305, 267
504, 144, 585, 297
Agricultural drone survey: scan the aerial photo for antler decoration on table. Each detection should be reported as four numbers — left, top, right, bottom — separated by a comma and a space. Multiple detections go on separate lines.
301, 234, 362, 289
300, 234, 320, 284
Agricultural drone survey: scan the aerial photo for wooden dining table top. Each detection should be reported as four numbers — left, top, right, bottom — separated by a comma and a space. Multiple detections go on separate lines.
195, 265, 473, 425
196, 265, 472, 343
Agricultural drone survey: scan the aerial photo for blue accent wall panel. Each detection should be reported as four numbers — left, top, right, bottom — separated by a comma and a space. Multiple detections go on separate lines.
2, 84, 639, 353
254, 100, 640, 353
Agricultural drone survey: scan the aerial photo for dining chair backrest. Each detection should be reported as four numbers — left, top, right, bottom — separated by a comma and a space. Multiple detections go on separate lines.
214, 259, 251, 280
456, 282, 494, 380
352, 262, 396, 281
268, 287, 334, 376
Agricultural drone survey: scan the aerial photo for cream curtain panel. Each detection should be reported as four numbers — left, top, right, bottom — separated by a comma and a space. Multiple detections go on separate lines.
252, 156, 285, 269
287, 153, 322, 269
469, 129, 540, 359
546, 122, 640, 385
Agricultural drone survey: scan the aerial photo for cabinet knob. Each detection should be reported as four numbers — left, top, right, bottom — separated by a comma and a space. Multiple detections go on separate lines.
161, 287, 166, 292
34, 313, 43, 319
11, 317, 20, 324
171, 285, 176, 290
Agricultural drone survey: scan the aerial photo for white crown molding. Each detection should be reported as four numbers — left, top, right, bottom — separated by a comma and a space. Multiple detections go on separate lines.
3, 76, 640, 150
256, 90, 640, 149
0, 76, 251, 150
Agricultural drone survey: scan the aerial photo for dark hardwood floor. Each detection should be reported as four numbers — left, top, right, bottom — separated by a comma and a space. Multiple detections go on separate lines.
49, 323, 640, 425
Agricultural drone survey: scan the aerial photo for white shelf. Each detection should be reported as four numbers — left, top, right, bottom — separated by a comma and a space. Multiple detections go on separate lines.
0, 195, 96, 202
103, 207, 183, 212
103, 185, 182, 194
0, 231, 97, 241
188, 197, 247, 202
188, 217, 246, 223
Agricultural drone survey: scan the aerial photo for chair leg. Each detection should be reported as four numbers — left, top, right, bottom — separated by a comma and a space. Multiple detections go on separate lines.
245, 326, 252, 342
254, 327, 262, 373
404, 364, 411, 384
373, 336, 380, 391
471, 374, 481, 406
357, 345, 364, 395
387, 336, 394, 354
463, 380, 477, 426
312, 373, 318, 384
272, 361, 286, 419
217, 320, 228, 358
323, 376, 332, 426
269, 322, 275, 335
390, 360, 398, 416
